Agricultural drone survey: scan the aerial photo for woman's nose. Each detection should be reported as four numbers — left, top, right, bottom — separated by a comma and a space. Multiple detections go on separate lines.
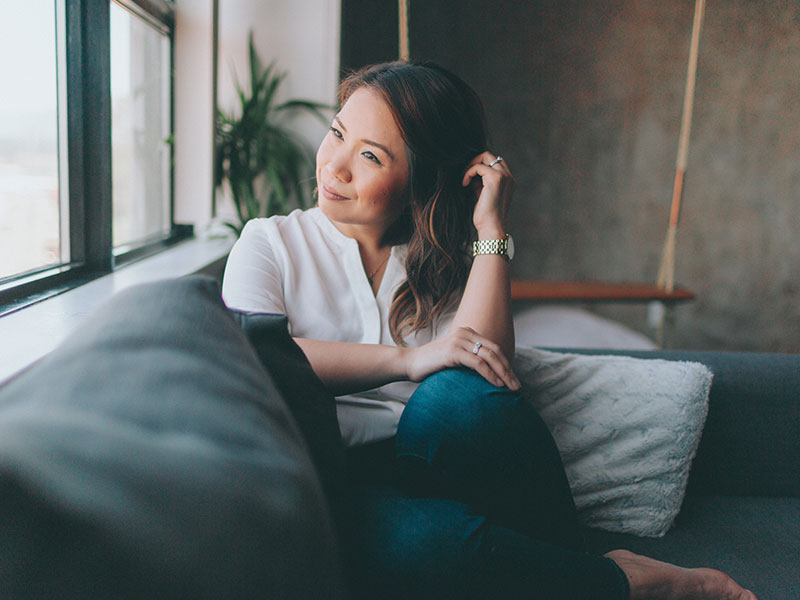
325, 150, 351, 183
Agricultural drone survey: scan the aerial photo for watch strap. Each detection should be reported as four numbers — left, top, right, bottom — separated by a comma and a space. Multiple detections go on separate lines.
473, 234, 510, 260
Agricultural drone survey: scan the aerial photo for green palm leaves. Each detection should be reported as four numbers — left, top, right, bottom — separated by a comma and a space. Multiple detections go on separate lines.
215, 32, 329, 235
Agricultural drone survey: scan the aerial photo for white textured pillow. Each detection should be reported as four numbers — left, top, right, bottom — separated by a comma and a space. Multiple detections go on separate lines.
513, 347, 712, 537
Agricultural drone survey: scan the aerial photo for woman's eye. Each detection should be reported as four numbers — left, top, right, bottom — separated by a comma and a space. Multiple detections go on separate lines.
362, 151, 382, 165
330, 126, 343, 139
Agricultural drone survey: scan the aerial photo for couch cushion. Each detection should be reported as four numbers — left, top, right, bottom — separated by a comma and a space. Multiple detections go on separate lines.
0, 276, 344, 599
230, 311, 345, 499
583, 495, 800, 600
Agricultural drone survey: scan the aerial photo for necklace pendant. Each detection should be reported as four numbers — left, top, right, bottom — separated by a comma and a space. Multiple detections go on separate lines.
365, 250, 391, 286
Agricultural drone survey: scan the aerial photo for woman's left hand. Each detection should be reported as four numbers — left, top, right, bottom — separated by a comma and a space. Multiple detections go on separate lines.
462, 152, 516, 236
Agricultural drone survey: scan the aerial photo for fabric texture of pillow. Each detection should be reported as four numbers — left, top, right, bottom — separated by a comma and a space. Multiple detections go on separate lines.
513, 347, 712, 537
0, 276, 344, 599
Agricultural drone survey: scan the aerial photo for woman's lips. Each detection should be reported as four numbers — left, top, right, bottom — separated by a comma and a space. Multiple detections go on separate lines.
321, 183, 349, 201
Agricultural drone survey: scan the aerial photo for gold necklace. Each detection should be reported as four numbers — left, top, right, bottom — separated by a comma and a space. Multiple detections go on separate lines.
366, 251, 391, 285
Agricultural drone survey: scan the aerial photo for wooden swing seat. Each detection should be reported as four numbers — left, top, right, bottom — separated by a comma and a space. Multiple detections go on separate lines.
510, 280, 694, 304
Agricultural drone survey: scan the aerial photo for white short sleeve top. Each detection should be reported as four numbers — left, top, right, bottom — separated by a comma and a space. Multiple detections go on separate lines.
221, 207, 454, 446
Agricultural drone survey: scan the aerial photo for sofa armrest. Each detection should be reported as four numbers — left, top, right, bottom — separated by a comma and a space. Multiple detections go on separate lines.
557, 348, 800, 498
0, 277, 345, 598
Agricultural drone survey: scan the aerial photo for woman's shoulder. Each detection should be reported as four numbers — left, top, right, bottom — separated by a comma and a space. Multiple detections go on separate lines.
239, 207, 308, 231
239, 207, 324, 242
237, 207, 357, 264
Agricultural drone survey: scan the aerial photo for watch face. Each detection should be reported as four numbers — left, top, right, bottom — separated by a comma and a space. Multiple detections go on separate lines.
507, 235, 515, 260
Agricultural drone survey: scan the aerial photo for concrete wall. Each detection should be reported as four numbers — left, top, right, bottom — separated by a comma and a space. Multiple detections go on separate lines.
343, 0, 800, 352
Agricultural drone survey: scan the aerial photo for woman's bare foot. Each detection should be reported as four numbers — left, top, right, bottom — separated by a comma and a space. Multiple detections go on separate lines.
605, 549, 758, 600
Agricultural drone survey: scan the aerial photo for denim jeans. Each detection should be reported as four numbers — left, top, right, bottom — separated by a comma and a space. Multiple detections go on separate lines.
340, 368, 630, 600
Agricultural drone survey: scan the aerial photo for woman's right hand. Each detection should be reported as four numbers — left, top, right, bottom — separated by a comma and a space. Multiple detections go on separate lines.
400, 326, 521, 390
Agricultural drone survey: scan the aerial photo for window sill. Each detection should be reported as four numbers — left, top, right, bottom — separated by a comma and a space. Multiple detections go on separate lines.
0, 232, 235, 385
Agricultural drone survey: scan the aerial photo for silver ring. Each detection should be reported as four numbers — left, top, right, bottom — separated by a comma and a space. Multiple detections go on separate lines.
472, 341, 483, 355
488, 156, 503, 168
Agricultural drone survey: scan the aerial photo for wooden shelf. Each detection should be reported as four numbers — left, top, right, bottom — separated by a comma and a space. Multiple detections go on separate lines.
510, 280, 695, 304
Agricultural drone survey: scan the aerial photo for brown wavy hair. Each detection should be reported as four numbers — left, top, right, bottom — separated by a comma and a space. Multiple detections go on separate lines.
338, 61, 488, 345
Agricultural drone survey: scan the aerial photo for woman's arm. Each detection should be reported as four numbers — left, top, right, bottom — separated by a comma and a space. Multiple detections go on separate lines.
293, 339, 406, 396
452, 240, 514, 357
295, 332, 519, 396
450, 152, 516, 358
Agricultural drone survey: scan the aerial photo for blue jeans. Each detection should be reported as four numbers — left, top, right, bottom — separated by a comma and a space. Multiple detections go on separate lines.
341, 369, 630, 600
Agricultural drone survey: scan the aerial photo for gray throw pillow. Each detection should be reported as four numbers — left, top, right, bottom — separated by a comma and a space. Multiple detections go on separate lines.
0, 276, 344, 599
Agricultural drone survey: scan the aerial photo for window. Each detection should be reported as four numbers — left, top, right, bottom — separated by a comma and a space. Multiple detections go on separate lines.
110, 2, 172, 250
0, 0, 186, 315
0, 1, 66, 279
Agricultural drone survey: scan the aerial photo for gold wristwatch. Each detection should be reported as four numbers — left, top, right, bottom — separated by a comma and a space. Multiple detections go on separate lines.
473, 234, 514, 261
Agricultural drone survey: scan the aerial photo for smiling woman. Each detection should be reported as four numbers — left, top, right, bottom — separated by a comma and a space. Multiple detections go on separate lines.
221, 61, 756, 600
222, 59, 511, 442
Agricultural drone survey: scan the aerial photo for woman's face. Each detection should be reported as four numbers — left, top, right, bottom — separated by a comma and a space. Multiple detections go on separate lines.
316, 87, 410, 237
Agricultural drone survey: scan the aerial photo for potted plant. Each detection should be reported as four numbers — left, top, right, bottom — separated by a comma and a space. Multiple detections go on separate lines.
215, 32, 330, 235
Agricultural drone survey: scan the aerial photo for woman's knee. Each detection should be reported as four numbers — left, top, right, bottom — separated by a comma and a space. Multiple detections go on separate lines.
394, 369, 579, 540
396, 368, 528, 460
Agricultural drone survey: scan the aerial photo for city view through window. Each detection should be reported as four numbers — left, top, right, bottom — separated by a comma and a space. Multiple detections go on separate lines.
1, 2, 172, 284
0, 2, 63, 280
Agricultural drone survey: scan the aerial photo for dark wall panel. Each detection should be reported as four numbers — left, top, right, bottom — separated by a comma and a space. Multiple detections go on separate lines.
340, 0, 399, 76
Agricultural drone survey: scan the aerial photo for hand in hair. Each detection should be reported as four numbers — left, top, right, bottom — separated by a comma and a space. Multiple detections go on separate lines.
462, 151, 516, 238
449, 151, 517, 359
400, 326, 521, 390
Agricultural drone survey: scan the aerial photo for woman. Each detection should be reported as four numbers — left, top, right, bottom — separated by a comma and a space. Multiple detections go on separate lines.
222, 61, 756, 600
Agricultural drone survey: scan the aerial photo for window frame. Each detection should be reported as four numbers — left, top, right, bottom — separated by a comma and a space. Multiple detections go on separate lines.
0, 0, 189, 317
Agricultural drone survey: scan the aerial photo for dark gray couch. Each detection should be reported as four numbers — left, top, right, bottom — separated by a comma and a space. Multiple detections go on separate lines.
1, 276, 797, 598
574, 348, 800, 599
0, 277, 346, 599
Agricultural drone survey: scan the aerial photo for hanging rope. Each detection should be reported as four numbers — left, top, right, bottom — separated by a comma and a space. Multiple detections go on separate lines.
657, 0, 706, 292
399, 0, 410, 61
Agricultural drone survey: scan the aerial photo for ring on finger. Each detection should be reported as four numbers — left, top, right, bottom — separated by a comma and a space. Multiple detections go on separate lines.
472, 341, 483, 355
488, 156, 503, 168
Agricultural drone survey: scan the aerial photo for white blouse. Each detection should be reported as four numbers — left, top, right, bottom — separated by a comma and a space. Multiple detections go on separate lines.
221, 207, 454, 446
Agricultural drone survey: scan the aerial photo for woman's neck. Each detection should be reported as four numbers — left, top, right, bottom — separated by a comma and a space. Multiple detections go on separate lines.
320, 211, 401, 292
328, 219, 393, 254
